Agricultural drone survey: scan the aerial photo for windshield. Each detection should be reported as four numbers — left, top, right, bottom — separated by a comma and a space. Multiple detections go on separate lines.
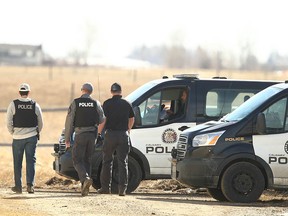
125, 80, 162, 103
222, 85, 283, 122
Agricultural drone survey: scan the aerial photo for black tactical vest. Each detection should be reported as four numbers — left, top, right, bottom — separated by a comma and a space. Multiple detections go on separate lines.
13, 100, 38, 127
74, 97, 99, 127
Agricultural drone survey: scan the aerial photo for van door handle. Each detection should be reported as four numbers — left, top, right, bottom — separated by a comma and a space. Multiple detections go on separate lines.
178, 126, 190, 131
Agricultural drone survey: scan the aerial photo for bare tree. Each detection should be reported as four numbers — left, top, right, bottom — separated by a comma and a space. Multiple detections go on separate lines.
238, 38, 259, 70
82, 20, 97, 65
165, 45, 188, 68
194, 46, 211, 69
66, 20, 98, 66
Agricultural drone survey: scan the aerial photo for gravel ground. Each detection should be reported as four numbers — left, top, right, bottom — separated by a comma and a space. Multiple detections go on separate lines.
0, 179, 288, 216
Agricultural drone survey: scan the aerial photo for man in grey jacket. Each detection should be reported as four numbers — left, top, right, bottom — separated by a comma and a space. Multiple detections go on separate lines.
65, 82, 105, 196
6, 83, 43, 194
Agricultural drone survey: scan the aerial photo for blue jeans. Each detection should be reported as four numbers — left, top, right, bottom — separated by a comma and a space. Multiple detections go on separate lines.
12, 136, 37, 189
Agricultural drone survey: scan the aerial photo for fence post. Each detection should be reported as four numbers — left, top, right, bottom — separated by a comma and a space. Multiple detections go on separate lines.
49, 65, 53, 80
70, 83, 75, 102
133, 70, 137, 82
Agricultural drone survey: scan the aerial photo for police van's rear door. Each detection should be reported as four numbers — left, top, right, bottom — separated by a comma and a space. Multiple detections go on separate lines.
195, 80, 275, 124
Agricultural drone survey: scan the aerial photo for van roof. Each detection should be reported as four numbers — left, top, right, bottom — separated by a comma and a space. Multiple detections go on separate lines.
272, 82, 288, 89
172, 74, 228, 80
162, 74, 279, 83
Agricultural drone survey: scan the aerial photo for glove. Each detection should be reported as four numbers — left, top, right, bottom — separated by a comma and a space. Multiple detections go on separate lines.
96, 133, 104, 144
97, 133, 103, 141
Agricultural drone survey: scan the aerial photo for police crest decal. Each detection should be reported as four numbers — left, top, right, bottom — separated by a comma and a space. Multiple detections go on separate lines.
285, 141, 288, 154
162, 128, 177, 143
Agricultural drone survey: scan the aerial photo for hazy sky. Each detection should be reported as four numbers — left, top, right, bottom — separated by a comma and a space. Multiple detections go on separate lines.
0, 0, 287, 61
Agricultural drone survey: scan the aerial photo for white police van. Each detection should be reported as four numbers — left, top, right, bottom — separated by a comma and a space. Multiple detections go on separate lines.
172, 81, 288, 203
52, 74, 278, 193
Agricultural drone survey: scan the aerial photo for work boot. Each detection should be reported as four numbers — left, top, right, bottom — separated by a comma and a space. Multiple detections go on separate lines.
119, 191, 126, 196
81, 178, 93, 197
27, 185, 35, 194
119, 188, 126, 196
11, 186, 22, 194
96, 188, 111, 194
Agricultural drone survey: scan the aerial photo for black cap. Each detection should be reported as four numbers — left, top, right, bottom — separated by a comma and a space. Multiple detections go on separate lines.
111, 83, 121, 92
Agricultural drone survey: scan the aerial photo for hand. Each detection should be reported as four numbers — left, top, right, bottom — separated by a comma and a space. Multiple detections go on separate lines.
65, 141, 71, 150
96, 133, 104, 145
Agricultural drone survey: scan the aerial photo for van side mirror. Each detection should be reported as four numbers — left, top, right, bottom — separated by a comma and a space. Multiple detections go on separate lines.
178, 126, 190, 131
133, 106, 142, 126
256, 113, 266, 135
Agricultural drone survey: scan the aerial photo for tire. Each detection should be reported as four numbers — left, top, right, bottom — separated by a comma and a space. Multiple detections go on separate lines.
207, 188, 228, 202
126, 156, 143, 193
88, 155, 139, 194
91, 156, 142, 193
221, 162, 265, 203
111, 156, 142, 193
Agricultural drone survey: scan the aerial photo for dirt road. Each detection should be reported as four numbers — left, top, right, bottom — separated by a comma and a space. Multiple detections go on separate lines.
1, 180, 288, 216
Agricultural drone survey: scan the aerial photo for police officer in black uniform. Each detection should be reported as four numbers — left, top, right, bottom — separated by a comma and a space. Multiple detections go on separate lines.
97, 83, 135, 196
65, 82, 105, 196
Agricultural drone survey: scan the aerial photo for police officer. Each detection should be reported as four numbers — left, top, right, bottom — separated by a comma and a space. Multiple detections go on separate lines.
65, 82, 105, 196
6, 83, 43, 194
97, 83, 135, 196
167, 89, 188, 120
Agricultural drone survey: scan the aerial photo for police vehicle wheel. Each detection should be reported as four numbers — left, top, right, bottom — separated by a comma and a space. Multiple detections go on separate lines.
207, 188, 228, 202
110, 156, 142, 194
126, 156, 142, 193
221, 162, 265, 203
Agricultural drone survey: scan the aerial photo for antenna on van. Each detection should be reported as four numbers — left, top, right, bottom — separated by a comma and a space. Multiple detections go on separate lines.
217, 82, 232, 118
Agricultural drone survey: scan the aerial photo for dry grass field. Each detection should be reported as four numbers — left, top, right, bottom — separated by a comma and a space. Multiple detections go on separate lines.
0, 66, 286, 188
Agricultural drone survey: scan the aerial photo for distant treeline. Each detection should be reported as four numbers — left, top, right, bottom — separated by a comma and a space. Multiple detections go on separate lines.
129, 45, 288, 72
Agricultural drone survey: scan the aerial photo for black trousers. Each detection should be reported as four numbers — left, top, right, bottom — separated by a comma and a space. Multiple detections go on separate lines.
100, 130, 129, 192
72, 132, 96, 184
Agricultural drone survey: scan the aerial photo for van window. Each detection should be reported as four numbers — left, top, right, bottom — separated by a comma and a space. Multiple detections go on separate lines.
138, 92, 161, 125
206, 89, 258, 117
223, 86, 283, 122
126, 81, 158, 103
137, 87, 187, 126
231, 93, 255, 110
263, 97, 288, 133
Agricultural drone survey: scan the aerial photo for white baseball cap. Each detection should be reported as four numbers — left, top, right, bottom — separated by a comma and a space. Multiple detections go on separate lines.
19, 83, 31, 92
